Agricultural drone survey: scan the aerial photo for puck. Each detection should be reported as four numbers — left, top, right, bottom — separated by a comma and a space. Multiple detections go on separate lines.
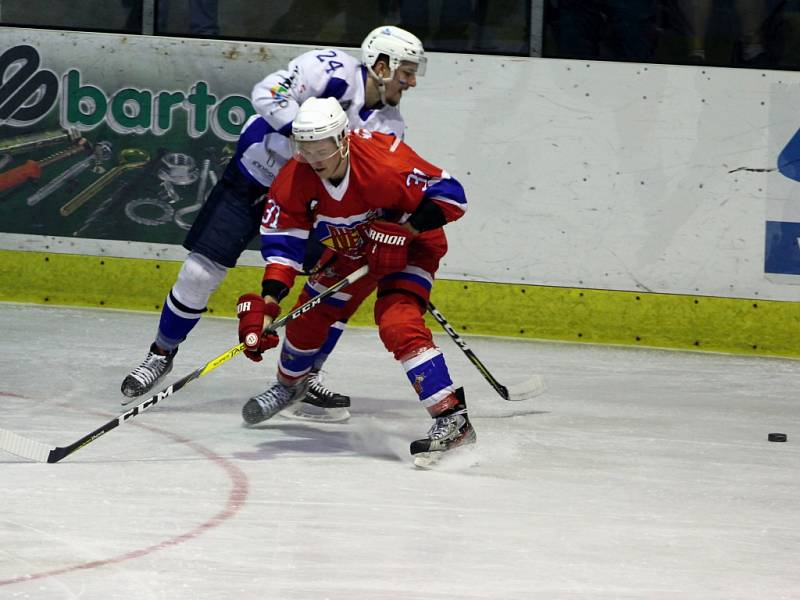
768, 433, 787, 442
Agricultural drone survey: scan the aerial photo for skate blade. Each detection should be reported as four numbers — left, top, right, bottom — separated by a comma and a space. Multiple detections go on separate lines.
413, 452, 441, 469
413, 441, 478, 470
279, 405, 351, 424
120, 394, 139, 406
414, 444, 479, 472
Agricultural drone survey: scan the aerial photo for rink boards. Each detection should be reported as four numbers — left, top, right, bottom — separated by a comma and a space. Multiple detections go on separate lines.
3, 247, 799, 359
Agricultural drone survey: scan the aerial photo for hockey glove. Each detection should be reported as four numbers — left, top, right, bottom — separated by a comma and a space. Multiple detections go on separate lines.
236, 293, 280, 362
364, 220, 414, 278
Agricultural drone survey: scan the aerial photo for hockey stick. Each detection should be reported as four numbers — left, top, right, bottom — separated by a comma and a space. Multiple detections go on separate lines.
427, 302, 545, 401
0, 265, 369, 463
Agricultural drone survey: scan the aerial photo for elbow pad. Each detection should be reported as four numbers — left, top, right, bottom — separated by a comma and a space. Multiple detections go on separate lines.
408, 198, 447, 232
261, 279, 290, 301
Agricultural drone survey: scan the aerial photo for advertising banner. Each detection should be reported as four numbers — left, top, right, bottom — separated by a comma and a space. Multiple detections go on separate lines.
0, 30, 301, 246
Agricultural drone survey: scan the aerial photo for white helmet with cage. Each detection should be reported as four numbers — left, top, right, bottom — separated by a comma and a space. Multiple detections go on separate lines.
361, 25, 427, 78
292, 97, 350, 163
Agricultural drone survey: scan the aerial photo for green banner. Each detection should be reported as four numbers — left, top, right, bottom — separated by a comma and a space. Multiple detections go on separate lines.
0, 30, 299, 245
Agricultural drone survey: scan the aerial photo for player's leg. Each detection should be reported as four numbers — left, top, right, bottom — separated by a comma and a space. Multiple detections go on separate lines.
307, 319, 349, 405
375, 290, 476, 459
121, 160, 266, 398
374, 238, 476, 459
294, 236, 352, 412
279, 319, 351, 422
120, 252, 227, 398
243, 266, 376, 424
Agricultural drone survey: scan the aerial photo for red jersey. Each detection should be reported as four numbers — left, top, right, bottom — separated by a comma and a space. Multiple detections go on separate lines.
260, 130, 467, 289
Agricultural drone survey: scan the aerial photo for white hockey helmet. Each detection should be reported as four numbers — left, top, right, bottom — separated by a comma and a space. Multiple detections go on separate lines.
361, 25, 427, 77
292, 97, 349, 162
292, 97, 348, 144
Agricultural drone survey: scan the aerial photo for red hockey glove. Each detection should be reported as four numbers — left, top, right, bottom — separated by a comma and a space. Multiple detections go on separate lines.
236, 293, 280, 362
364, 220, 414, 278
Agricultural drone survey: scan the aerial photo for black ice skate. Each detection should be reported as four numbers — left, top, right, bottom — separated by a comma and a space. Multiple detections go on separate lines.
242, 379, 310, 425
410, 387, 476, 468
303, 369, 350, 408
278, 370, 351, 424
121, 343, 177, 400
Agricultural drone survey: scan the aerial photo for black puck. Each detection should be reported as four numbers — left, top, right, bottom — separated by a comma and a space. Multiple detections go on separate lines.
768, 433, 787, 442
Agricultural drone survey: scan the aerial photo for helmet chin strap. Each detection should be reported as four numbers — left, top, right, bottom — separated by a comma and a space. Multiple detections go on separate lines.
329, 139, 350, 178
367, 65, 393, 105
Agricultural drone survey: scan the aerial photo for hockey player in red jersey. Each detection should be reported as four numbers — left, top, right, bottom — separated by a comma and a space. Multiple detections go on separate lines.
235, 96, 475, 464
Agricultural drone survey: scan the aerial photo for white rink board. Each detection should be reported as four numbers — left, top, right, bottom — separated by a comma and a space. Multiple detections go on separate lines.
403, 55, 800, 300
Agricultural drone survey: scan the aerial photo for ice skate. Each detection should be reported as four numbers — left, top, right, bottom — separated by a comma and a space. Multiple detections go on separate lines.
242, 379, 310, 425
120, 343, 177, 401
280, 370, 351, 423
410, 387, 476, 468
303, 370, 350, 408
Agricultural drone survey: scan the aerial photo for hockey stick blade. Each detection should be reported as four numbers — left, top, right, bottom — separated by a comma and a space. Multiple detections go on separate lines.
0, 428, 55, 463
501, 374, 546, 401
0, 265, 369, 463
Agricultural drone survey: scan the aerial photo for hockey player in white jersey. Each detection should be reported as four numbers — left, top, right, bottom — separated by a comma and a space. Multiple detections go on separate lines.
120, 26, 425, 423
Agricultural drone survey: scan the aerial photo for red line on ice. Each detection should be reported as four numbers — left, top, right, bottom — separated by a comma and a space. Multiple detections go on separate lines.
0, 422, 249, 587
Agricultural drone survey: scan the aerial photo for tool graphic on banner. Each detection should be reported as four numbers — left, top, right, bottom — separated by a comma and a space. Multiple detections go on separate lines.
125, 197, 175, 226
72, 148, 168, 237
59, 148, 149, 217
0, 138, 92, 194
175, 149, 216, 231
26, 140, 113, 206
158, 152, 198, 185
0, 128, 81, 157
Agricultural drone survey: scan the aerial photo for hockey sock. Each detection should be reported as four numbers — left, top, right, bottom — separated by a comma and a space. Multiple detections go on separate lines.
277, 337, 322, 385
154, 252, 226, 351
401, 347, 458, 416
155, 289, 205, 351
311, 320, 347, 370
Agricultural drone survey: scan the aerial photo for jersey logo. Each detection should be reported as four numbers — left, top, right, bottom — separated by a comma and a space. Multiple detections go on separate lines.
319, 219, 373, 254
412, 373, 426, 395
321, 224, 365, 253
269, 83, 290, 100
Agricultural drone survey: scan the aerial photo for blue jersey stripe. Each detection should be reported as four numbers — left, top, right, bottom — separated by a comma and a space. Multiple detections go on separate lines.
424, 178, 466, 206
235, 117, 273, 159
260, 233, 306, 263
382, 270, 433, 291
322, 77, 349, 100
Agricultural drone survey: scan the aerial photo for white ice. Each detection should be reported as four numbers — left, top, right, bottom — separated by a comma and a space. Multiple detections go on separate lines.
0, 302, 798, 599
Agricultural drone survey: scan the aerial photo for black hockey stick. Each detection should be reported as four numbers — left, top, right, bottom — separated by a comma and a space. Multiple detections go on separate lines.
0, 265, 369, 463
427, 302, 545, 401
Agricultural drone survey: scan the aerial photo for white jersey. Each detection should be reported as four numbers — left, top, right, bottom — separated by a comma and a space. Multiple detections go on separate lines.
235, 48, 405, 188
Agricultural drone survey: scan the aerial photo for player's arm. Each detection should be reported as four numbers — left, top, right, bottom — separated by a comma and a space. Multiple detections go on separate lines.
364, 153, 467, 277
251, 49, 353, 137
407, 171, 467, 231
236, 177, 312, 361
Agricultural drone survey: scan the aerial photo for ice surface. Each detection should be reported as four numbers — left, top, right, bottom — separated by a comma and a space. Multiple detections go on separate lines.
1, 303, 798, 599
